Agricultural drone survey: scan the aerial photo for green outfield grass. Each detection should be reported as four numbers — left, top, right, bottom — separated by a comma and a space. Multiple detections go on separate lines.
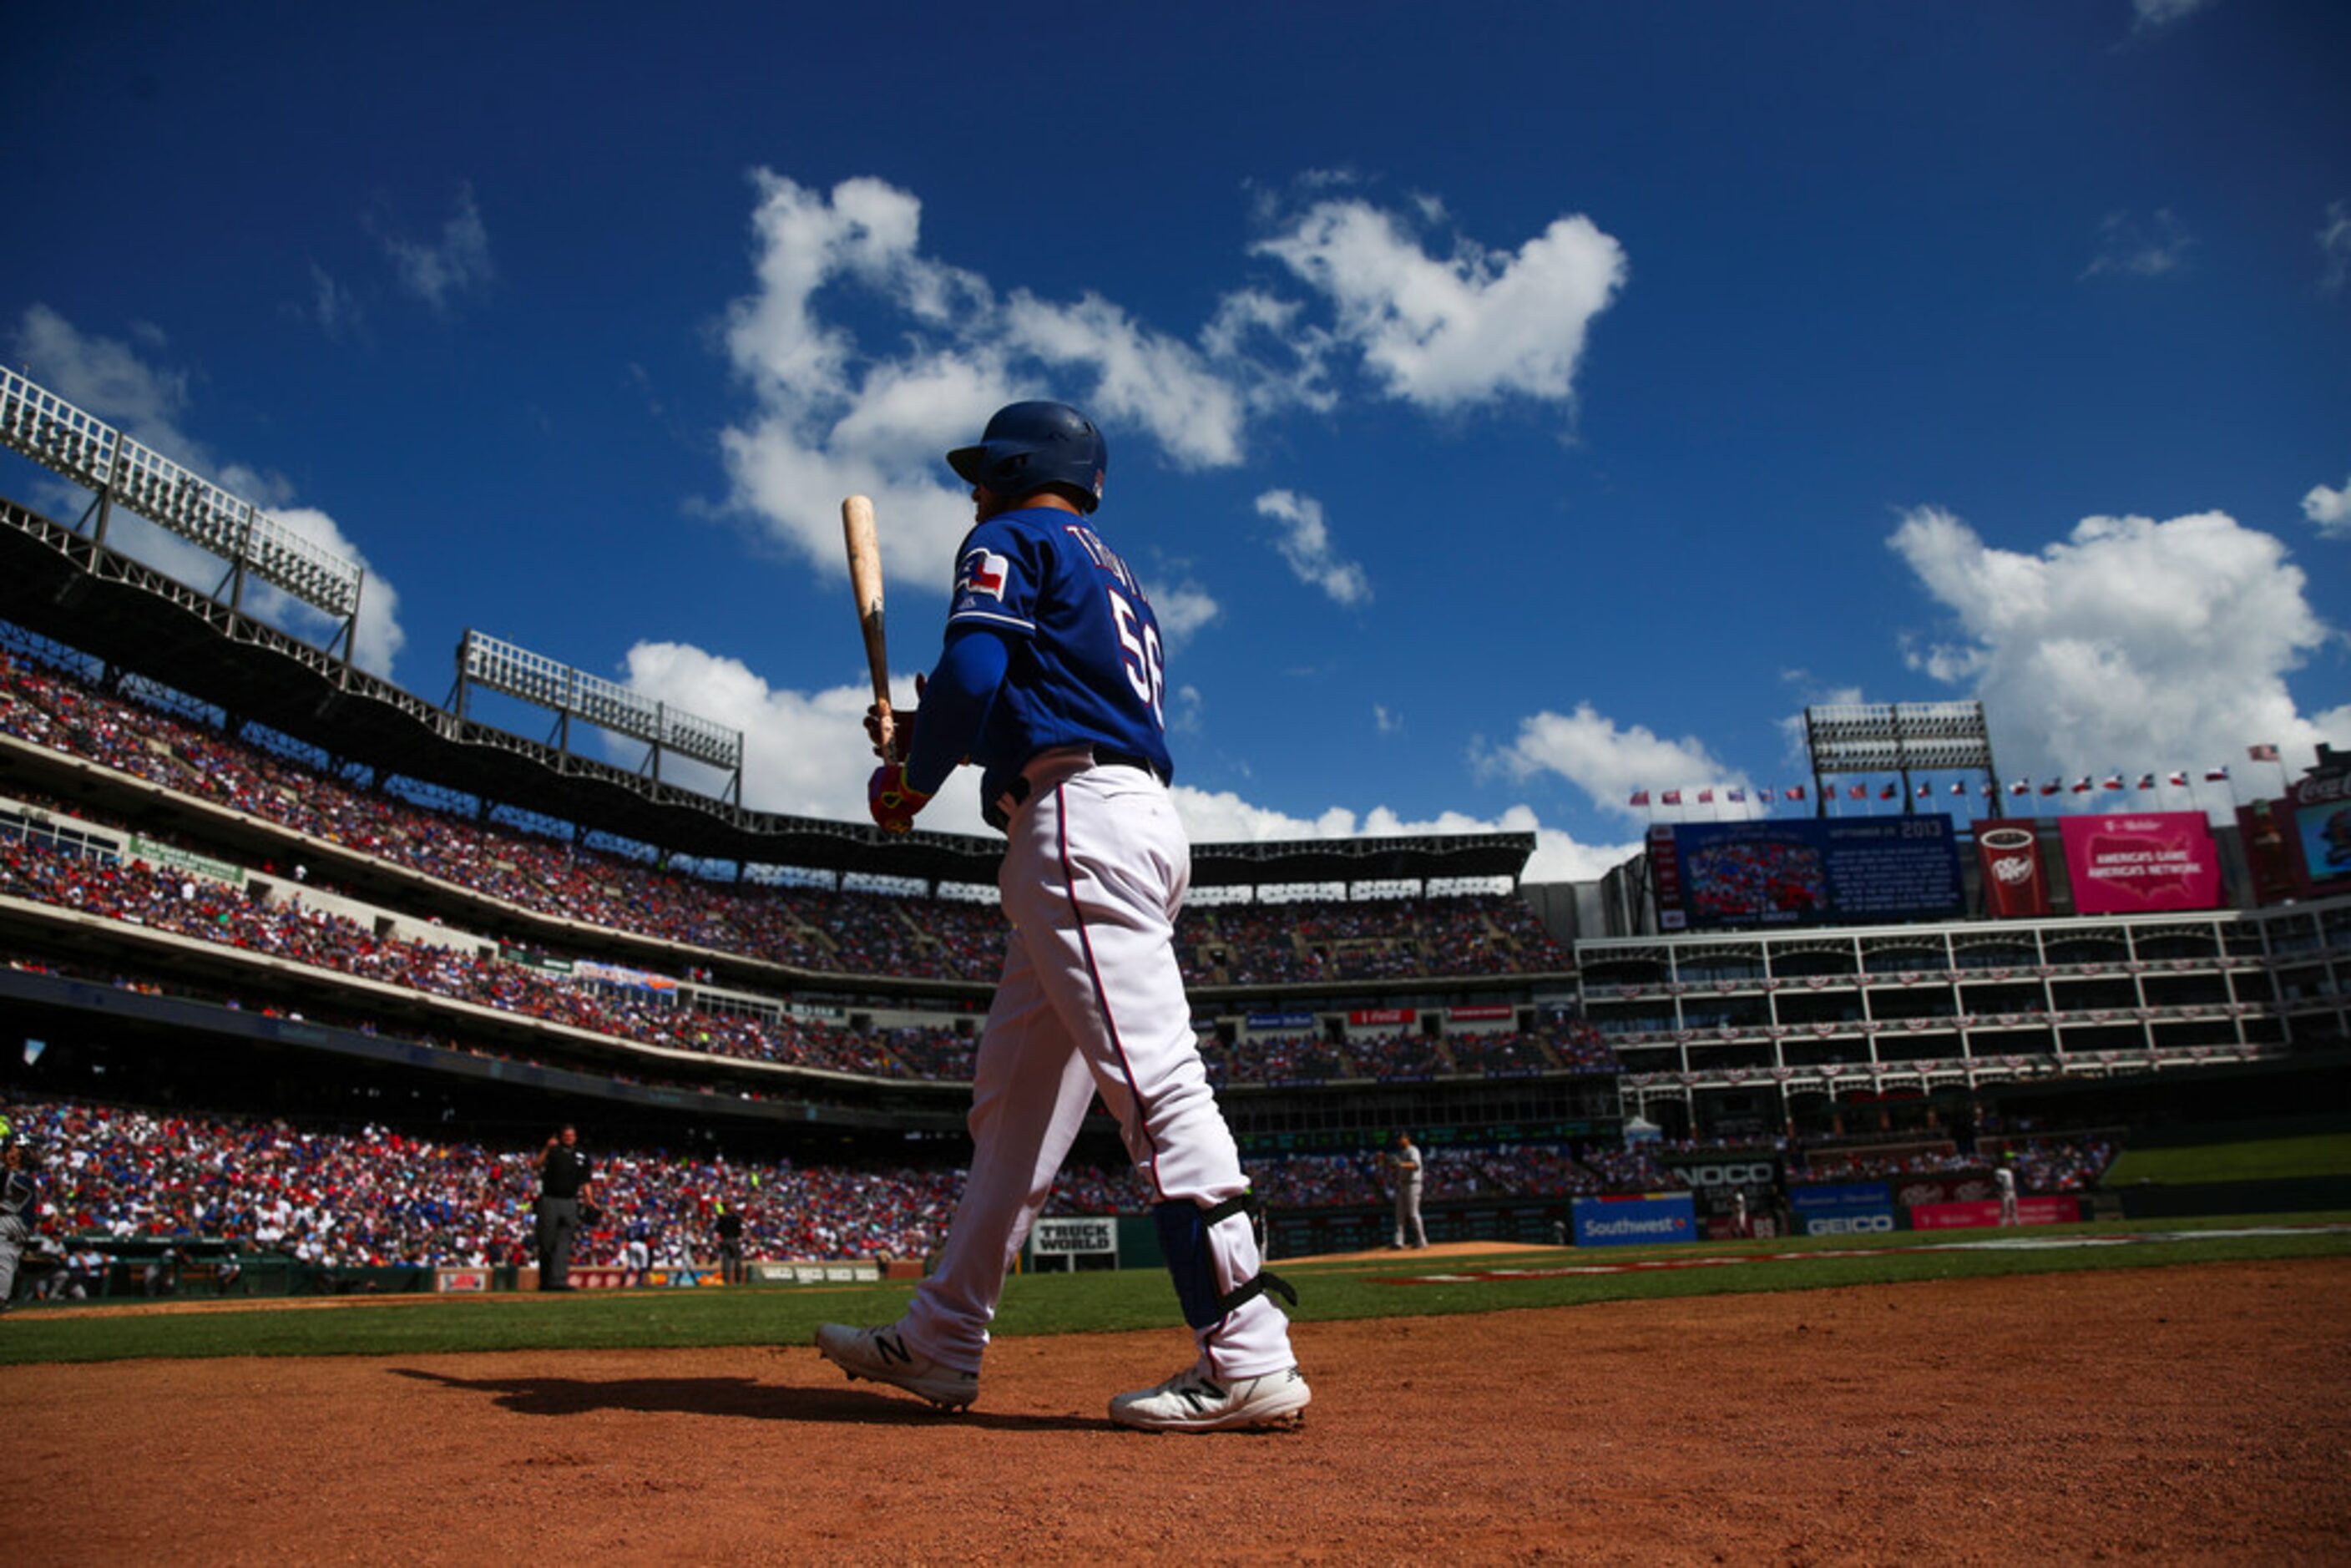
2104, 1134, 2351, 1186
3, 1213, 2344, 1368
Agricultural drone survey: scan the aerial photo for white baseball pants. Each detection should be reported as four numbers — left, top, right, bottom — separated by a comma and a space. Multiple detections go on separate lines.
902, 756, 1296, 1379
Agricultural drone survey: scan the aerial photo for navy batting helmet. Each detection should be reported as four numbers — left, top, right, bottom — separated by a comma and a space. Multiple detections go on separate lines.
946, 401, 1106, 513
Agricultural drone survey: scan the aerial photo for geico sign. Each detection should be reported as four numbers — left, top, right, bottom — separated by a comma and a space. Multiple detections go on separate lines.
1805, 1213, 1893, 1236
1676, 1162, 1775, 1188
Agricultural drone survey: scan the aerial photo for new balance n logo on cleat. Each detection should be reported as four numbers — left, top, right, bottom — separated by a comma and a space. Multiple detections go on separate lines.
1108, 1364, 1311, 1433
815, 1323, 978, 1410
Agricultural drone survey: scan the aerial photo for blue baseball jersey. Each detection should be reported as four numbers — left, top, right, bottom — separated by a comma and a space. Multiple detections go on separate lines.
945, 505, 1172, 807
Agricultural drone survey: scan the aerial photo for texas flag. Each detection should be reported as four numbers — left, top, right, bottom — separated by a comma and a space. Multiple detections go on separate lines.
1848, 784, 1867, 800
2167, 771, 2187, 787
1879, 782, 1899, 800
1914, 781, 1932, 798
2101, 773, 2126, 791
2136, 773, 2156, 791
1949, 781, 1968, 796
2010, 779, 2031, 796
1785, 786, 1806, 802
2071, 777, 2094, 793
2040, 779, 2062, 796
2204, 765, 2230, 781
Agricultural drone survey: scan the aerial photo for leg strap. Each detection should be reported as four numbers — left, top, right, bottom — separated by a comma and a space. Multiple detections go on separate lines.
1154, 1192, 1298, 1330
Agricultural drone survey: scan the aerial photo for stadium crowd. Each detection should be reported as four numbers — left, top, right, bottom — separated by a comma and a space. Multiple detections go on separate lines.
0, 652, 1574, 988
0, 825, 1611, 1087
4, 1090, 2129, 1281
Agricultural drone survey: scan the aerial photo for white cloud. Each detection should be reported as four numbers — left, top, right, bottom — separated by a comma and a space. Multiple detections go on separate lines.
2131, 0, 2219, 32
384, 183, 495, 313
1254, 488, 1372, 606
1146, 578, 1221, 650
2322, 201, 2351, 296
715, 174, 1633, 598
2082, 209, 2194, 280
1252, 198, 1626, 410
1482, 701, 1757, 822
1375, 705, 1402, 736
8, 306, 407, 676
717, 173, 1257, 594
307, 264, 363, 341
2303, 475, 2351, 539
1888, 504, 2348, 778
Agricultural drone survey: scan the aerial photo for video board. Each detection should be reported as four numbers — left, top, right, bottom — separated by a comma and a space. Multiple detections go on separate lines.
1653, 816, 1965, 931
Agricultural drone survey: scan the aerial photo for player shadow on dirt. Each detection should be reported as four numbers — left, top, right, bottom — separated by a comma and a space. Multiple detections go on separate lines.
389, 1366, 1113, 1431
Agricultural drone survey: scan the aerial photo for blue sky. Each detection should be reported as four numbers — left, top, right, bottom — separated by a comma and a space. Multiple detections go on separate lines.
3, 0, 2346, 883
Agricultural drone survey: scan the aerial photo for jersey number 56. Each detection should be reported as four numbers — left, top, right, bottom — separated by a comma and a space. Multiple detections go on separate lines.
1109, 588, 1165, 730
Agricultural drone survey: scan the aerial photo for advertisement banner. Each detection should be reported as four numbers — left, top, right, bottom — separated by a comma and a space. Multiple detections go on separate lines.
2059, 812, 2222, 914
1889, 1172, 1999, 1209
1570, 1193, 1697, 1247
434, 1268, 491, 1293
1347, 1007, 1417, 1027
1029, 1216, 1118, 1257
127, 833, 249, 888
1974, 821, 2052, 918
2236, 802, 2301, 904
1246, 1011, 1317, 1030
1648, 825, 1686, 931
1449, 1004, 1517, 1022
574, 959, 680, 994
1662, 817, 1964, 930
1661, 1155, 1779, 1191
1788, 1181, 1897, 1237
1909, 1196, 2082, 1230
746, 1261, 883, 1285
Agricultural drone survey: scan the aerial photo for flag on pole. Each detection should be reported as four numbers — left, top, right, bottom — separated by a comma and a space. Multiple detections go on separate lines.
2204, 765, 2229, 781
1629, 789, 1650, 807
1786, 786, 1806, 802
1661, 789, 1682, 806
1727, 787, 1747, 803
2010, 779, 2030, 796
2136, 774, 2156, 790
1914, 781, 1932, 798
1848, 784, 1866, 800
1949, 781, 1967, 795
2101, 773, 2125, 791
2167, 771, 2187, 787
2040, 779, 2061, 795
1698, 788, 1714, 804
2248, 743, 2281, 762
1879, 782, 1899, 800
2071, 777, 2094, 793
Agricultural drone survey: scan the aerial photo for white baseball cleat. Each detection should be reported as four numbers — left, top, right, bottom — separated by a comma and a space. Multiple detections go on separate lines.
1108, 1363, 1311, 1433
814, 1323, 978, 1410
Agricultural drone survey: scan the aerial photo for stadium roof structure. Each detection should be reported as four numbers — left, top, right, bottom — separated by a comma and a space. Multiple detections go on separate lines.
0, 496, 1535, 889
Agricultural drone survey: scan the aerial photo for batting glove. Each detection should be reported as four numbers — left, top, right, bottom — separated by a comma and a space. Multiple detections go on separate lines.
865, 673, 925, 763
868, 762, 933, 833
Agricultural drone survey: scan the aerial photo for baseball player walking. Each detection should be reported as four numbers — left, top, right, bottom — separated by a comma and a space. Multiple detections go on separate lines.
818, 401, 1307, 1432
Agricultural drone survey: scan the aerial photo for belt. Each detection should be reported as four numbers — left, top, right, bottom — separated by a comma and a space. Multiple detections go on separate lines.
985, 746, 1164, 831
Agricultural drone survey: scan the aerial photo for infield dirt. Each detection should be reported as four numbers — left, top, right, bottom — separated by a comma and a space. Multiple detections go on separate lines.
11, 1257, 2348, 1563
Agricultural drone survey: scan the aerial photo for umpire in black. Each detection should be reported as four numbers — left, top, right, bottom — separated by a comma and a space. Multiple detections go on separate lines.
536, 1125, 593, 1292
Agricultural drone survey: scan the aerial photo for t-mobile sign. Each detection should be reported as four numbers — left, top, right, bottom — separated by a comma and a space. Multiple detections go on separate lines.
2059, 812, 2222, 914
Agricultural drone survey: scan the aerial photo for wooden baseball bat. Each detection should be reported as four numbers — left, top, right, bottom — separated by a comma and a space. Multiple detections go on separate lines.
841, 494, 895, 759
